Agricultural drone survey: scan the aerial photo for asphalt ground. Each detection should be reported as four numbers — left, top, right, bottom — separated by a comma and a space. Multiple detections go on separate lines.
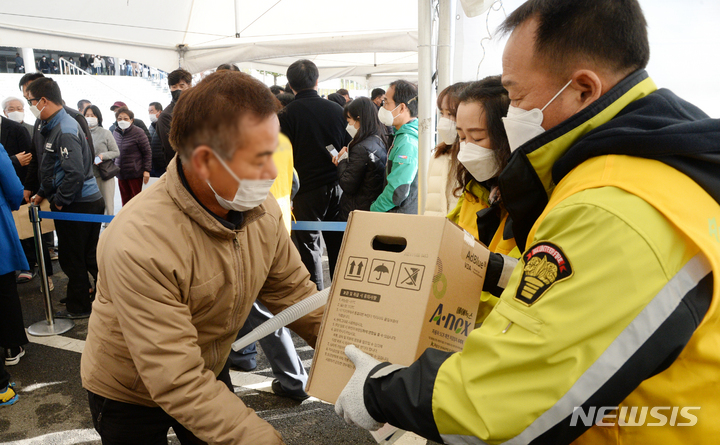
2, 245, 439, 445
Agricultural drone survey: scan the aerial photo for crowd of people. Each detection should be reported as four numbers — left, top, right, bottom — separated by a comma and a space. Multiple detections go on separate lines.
1, 0, 720, 443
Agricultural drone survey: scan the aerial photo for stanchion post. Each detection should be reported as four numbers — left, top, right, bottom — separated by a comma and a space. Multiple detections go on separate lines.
27, 203, 74, 336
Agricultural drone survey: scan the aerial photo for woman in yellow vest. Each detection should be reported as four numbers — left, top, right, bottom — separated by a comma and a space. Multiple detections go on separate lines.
447, 76, 519, 321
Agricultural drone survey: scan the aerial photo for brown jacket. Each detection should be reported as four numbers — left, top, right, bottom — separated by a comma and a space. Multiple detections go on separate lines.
81, 157, 321, 444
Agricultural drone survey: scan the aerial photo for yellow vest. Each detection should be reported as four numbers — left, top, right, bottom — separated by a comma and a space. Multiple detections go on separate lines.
270, 134, 294, 234
446, 181, 490, 241
529, 155, 720, 443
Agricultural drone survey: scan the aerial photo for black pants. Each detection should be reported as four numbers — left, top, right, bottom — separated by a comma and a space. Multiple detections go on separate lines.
0, 272, 29, 350
291, 183, 343, 290
20, 236, 53, 276
0, 360, 9, 389
88, 363, 233, 445
52, 198, 104, 314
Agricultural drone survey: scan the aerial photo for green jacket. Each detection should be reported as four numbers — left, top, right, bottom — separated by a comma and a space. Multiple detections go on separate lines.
370, 119, 418, 213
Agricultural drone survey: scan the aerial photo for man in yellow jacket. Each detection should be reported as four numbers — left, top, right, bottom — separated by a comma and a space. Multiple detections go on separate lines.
81, 70, 321, 444
335, 0, 720, 443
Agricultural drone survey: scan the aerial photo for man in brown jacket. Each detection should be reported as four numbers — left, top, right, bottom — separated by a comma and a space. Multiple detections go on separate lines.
81, 70, 322, 444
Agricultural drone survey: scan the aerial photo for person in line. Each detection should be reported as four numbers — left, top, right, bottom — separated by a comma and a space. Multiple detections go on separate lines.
147, 101, 166, 176
336, 0, 720, 443
84, 105, 120, 218
0, 144, 30, 369
157, 69, 192, 165
327, 92, 347, 107
370, 88, 385, 109
332, 97, 388, 221
336, 88, 351, 103
424, 82, 467, 217
38, 56, 50, 74
2, 97, 33, 137
81, 69, 324, 445
370, 80, 419, 214
108, 101, 150, 140
77, 99, 91, 115
27, 78, 104, 319
276, 92, 294, 108
0, 102, 35, 284
278, 59, 349, 290
112, 107, 151, 205
19, 72, 95, 286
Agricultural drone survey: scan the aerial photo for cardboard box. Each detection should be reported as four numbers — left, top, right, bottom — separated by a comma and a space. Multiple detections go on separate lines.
307, 211, 489, 403
12, 201, 54, 240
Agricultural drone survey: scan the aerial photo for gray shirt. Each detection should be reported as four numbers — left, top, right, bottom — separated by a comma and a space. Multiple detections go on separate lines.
90, 125, 120, 178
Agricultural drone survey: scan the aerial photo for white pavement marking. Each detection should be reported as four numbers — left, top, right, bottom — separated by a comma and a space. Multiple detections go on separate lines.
26, 329, 85, 354
21, 381, 64, 393
1, 428, 100, 444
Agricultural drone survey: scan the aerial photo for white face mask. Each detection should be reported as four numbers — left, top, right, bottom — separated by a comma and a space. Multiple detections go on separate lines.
457, 141, 500, 182
206, 151, 274, 212
86, 117, 98, 128
346, 123, 358, 138
436, 117, 457, 145
7, 111, 24, 123
117, 120, 131, 130
29, 102, 45, 119
502, 79, 572, 152
149, 114, 158, 124
378, 104, 400, 127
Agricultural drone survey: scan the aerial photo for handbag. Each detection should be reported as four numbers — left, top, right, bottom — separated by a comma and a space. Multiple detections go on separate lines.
97, 159, 120, 180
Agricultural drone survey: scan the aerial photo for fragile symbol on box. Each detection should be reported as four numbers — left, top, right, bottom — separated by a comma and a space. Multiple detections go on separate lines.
368, 259, 395, 286
396, 263, 425, 291
344, 256, 368, 282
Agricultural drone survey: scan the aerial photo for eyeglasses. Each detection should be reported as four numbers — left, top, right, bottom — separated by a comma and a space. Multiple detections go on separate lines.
26, 97, 41, 106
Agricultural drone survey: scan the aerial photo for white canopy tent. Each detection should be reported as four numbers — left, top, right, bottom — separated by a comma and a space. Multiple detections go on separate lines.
0, 0, 422, 85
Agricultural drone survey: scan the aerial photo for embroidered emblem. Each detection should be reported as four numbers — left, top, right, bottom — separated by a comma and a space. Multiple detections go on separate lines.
515, 242, 573, 306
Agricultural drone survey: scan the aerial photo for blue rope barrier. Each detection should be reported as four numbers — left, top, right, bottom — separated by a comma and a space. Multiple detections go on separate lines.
38, 211, 114, 223
36, 211, 346, 231
291, 221, 347, 232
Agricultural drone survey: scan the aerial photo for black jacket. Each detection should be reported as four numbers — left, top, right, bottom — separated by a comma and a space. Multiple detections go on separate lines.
337, 135, 387, 220
148, 122, 166, 173
278, 89, 351, 194
109, 118, 150, 142
0, 116, 32, 186
156, 101, 176, 165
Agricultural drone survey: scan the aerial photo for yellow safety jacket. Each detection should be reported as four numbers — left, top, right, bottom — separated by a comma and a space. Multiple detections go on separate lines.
362, 69, 720, 444
446, 180, 490, 241
270, 133, 294, 234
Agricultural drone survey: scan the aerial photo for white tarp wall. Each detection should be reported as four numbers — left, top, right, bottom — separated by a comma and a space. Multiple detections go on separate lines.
454, 0, 720, 118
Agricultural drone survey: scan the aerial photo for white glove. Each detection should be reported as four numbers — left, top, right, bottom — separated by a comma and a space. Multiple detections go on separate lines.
335, 345, 384, 431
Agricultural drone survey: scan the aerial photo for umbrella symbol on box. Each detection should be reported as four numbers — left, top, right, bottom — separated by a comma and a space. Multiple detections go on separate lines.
374, 264, 390, 280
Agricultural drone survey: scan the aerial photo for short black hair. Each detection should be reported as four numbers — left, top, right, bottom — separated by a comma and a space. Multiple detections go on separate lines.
284, 83, 293, 93
371, 88, 385, 100
269, 85, 284, 96
389, 80, 418, 118
499, 0, 649, 76
168, 68, 192, 87
327, 93, 346, 107
277, 92, 295, 107
27, 77, 62, 105
149, 101, 163, 112
78, 99, 91, 110
337, 88, 349, 96
216, 63, 240, 72
287, 59, 319, 92
84, 105, 104, 127
19, 72, 44, 91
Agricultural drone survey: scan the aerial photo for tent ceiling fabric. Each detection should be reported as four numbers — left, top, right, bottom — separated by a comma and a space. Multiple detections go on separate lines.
0, 0, 419, 79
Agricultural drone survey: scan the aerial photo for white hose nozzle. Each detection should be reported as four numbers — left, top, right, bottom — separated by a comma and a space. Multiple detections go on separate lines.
231, 287, 331, 352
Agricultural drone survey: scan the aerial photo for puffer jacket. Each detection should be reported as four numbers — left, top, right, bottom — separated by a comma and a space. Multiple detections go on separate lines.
81, 156, 321, 444
337, 134, 387, 220
113, 124, 151, 180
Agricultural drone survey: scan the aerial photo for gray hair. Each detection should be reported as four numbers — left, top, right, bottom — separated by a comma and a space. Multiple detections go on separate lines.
2, 96, 24, 111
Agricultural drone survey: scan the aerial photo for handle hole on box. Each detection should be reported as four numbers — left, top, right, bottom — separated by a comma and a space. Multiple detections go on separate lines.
372, 236, 407, 253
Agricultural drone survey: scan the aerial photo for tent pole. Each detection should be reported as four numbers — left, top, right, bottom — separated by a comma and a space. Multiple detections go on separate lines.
437, 0, 456, 91
417, 0, 433, 215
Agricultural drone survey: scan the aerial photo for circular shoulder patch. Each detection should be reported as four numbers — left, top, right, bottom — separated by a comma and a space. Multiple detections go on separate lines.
514, 241, 573, 306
